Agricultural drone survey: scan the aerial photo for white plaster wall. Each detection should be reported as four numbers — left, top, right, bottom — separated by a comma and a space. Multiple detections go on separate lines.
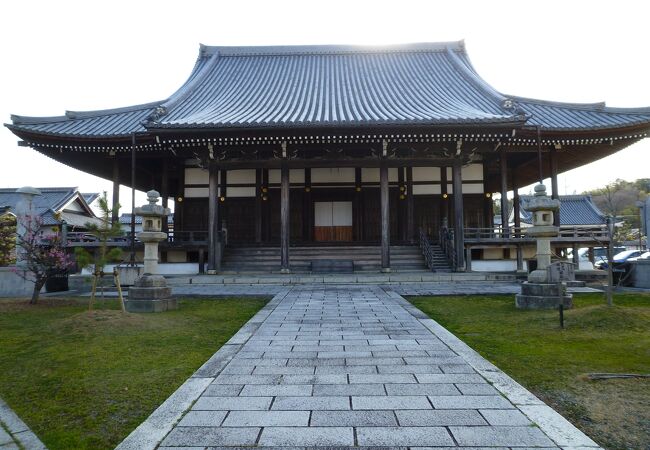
362, 168, 398, 183
227, 169, 255, 184
462, 163, 483, 180
471, 260, 527, 272
462, 184, 485, 194
412, 167, 441, 182
185, 167, 209, 185
312, 168, 355, 184
184, 187, 209, 198
226, 187, 256, 198
413, 184, 442, 195
268, 169, 305, 184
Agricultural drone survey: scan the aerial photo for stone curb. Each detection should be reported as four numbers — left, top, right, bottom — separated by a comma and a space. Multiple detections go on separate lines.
391, 293, 602, 449
114, 288, 290, 450
0, 397, 47, 450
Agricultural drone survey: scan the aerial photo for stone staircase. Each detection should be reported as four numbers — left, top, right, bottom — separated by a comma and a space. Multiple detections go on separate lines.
221, 245, 452, 274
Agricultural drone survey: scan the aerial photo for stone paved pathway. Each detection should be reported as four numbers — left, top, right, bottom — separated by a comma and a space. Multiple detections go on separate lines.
144, 285, 599, 449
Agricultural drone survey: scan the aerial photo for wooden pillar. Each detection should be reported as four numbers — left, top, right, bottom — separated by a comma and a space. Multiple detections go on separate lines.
380, 164, 390, 272
262, 169, 271, 241
198, 248, 205, 274
303, 168, 312, 243
452, 162, 465, 271
572, 243, 579, 267
280, 163, 290, 273
207, 162, 220, 273
255, 169, 262, 244
219, 169, 227, 231
441, 166, 449, 223
175, 163, 185, 233
513, 172, 523, 271
111, 157, 120, 224
354, 168, 362, 241
406, 167, 414, 243
550, 147, 560, 226
161, 159, 169, 233
500, 148, 509, 232
397, 167, 405, 241
482, 162, 493, 228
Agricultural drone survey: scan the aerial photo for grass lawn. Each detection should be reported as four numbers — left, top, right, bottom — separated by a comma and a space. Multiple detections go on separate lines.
409, 292, 650, 450
0, 296, 268, 450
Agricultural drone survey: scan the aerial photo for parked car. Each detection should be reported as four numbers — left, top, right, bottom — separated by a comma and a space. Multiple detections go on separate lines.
627, 251, 650, 262
595, 249, 644, 270
577, 246, 625, 270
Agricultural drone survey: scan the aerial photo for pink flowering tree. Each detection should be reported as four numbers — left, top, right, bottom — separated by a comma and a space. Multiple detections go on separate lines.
14, 215, 74, 304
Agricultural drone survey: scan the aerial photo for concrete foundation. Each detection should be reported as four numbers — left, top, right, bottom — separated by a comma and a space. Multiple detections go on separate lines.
515, 282, 573, 309
126, 274, 176, 313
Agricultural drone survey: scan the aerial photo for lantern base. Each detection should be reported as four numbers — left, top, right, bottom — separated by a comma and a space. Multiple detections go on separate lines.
126, 274, 176, 313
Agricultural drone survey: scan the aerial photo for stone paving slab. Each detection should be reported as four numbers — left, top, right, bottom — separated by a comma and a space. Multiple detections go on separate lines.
0, 397, 47, 450
124, 284, 602, 450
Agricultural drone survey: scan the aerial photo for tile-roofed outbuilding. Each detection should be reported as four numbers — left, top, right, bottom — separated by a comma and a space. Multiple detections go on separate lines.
7, 42, 650, 139
0, 187, 101, 229
518, 194, 606, 226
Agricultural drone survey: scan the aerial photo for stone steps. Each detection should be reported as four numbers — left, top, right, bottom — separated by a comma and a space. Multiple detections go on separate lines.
221, 245, 447, 274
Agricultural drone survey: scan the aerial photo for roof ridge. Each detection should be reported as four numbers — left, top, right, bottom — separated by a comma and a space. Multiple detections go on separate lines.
511, 94, 650, 115
11, 101, 164, 125
199, 41, 466, 57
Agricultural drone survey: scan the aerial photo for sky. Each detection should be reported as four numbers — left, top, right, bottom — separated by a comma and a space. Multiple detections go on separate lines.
1, 0, 649, 212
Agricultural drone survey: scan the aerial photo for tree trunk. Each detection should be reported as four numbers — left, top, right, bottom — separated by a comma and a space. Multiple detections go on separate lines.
30, 279, 45, 304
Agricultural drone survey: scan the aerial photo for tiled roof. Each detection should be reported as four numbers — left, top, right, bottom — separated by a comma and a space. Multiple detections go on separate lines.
519, 194, 606, 226
8, 42, 650, 138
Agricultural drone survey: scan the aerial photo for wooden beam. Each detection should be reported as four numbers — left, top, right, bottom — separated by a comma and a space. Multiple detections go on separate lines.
280, 163, 290, 273
380, 164, 391, 272
452, 161, 465, 271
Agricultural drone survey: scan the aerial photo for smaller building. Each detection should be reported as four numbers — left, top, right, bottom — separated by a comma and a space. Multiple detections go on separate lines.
0, 187, 102, 237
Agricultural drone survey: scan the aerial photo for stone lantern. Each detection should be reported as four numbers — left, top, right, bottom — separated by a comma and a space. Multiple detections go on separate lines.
125, 190, 176, 312
515, 184, 573, 309
136, 190, 170, 275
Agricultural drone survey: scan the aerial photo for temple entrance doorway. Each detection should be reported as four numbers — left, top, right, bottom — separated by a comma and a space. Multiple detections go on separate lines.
314, 201, 353, 241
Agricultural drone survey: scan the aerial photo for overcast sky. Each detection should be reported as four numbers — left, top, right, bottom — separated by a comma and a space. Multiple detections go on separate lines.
1, 0, 649, 211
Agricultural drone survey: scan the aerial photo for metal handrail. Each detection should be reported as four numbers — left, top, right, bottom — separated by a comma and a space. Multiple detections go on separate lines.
418, 228, 436, 272
438, 226, 456, 269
